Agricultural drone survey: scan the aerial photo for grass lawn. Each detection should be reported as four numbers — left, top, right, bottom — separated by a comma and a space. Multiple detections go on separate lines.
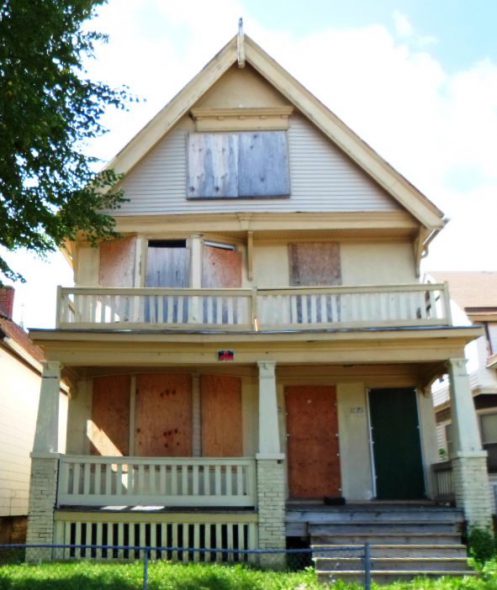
0, 560, 494, 590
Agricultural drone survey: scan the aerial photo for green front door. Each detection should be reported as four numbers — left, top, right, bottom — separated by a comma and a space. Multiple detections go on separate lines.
369, 388, 425, 500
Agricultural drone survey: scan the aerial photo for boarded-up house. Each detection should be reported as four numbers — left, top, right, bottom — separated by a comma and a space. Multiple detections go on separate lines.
26, 32, 492, 578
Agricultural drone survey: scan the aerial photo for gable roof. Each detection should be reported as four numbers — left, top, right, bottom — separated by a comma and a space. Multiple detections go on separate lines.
430, 271, 497, 310
0, 315, 45, 366
108, 33, 445, 237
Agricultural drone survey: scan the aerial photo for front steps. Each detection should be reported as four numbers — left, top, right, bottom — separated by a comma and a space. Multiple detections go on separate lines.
286, 504, 475, 583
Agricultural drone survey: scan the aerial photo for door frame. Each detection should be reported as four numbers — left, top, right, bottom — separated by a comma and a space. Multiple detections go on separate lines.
367, 387, 427, 500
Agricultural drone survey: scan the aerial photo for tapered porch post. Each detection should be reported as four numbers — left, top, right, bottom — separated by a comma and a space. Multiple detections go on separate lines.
26, 361, 62, 558
256, 361, 285, 565
448, 358, 492, 528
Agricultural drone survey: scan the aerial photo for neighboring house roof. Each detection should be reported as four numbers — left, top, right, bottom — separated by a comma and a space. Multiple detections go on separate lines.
107, 33, 445, 240
0, 315, 45, 366
430, 272, 497, 311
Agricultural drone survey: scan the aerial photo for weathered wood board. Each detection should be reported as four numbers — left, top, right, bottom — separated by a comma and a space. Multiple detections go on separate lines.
285, 385, 341, 499
91, 375, 131, 456
135, 374, 192, 457
146, 241, 190, 288
200, 375, 243, 456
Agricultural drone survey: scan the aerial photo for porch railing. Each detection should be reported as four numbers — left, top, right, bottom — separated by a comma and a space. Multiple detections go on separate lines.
57, 455, 257, 508
56, 283, 451, 330
431, 461, 454, 503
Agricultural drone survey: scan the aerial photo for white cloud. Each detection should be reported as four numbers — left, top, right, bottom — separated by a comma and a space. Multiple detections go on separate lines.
393, 10, 414, 38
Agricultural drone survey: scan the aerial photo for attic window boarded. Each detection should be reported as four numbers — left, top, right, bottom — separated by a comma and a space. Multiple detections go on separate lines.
187, 131, 290, 198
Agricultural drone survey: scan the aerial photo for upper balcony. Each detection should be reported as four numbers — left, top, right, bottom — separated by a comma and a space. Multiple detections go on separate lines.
56, 283, 452, 331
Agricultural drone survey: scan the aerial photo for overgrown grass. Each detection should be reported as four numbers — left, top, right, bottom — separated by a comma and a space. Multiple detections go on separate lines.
1, 560, 496, 590
0, 561, 333, 590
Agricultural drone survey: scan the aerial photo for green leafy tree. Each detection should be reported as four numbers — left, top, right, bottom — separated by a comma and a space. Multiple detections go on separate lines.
0, 0, 130, 282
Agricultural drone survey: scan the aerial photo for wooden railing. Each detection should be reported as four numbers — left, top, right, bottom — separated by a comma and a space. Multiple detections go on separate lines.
56, 283, 451, 330
57, 455, 257, 508
432, 461, 454, 503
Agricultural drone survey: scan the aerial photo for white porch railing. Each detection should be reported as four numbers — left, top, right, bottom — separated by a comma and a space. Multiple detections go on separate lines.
57, 456, 257, 508
56, 283, 451, 330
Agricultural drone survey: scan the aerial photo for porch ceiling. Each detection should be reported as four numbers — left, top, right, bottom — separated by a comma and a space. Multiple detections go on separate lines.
30, 325, 480, 368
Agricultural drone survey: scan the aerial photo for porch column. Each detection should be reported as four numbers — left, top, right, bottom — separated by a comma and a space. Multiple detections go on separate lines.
448, 358, 492, 528
256, 361, 285, 566
26, 361, 62, 559
189, 234, 202, 322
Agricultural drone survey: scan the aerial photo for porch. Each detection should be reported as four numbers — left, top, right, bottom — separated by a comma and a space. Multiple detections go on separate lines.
56, 282, 451, 330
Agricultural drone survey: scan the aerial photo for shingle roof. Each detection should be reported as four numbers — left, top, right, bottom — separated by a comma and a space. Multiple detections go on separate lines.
0, 315, 45, 364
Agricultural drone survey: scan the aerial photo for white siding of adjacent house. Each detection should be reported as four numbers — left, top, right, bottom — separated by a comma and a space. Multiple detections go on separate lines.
0, 348, 67, 517
117, 115, 400, 216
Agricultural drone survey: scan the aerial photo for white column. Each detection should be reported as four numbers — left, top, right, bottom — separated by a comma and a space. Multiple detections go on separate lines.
189, 234, 203, 323
256, 361, 282, 458
33, 361, 61, 454
448, 358, 482, 453
448, 357, 492, 528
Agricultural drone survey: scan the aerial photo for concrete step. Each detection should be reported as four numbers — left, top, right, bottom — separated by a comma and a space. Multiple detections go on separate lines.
311, 543, 468, 558
314, 557, 471, 572
312, 533, 462, 545
309, 521, 460, 536
317, 570, 477, 584
287, 507, 463, 524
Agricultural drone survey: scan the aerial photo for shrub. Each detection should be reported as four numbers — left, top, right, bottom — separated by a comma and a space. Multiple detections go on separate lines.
468, 527, 496, 563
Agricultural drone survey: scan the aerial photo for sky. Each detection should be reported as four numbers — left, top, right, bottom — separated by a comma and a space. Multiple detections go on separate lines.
7, 0, 497, 329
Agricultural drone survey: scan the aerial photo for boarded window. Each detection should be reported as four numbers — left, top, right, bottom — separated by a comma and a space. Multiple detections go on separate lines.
90, 375, 130, 456
99, 237, 136, 287
201, 375, 243, 456
289, 243, 341, 286
187, 131, 290, 198
202, 243, 242, 288
135, 374, 193, 457
146, 240, 190, 287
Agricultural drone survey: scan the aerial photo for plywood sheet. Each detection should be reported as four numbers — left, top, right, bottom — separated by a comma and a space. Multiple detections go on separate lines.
135, 374, 192, 457
289, 242, 341, 286
202, 245, 242, 288
146, 242, 190, 288
91, 375, 130, 456
99, 237, 136, 287
238, 131, 289, 197
285, 385, 340, 499
200, 375, 243, 456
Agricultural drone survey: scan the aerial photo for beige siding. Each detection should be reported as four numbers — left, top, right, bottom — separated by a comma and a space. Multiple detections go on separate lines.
117, 115, 400, 216
254, 240, 416, 288
0, 349, 67, 517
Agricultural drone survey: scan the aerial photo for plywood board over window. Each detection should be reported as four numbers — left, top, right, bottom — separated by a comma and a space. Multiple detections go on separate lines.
187, 131, 289, 198
90, 375, 131, 456
99, 237, 137, 287
135, 374, 193, 457
202, 243, 242, 288
289, 242, 341, 286
146, 241, 190, 288
201, 375, 243, 456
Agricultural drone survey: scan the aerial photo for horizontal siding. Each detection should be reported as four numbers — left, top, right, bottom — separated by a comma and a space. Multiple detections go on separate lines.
117, 115, 400, 215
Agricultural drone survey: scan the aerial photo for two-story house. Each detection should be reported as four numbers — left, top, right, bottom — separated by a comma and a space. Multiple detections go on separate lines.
26, 32, 491, 573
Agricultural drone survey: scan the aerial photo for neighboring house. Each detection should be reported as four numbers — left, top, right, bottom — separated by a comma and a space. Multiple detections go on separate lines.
0, 287, 67, 543
430, 272, 497, 506
25, 32, 492, 574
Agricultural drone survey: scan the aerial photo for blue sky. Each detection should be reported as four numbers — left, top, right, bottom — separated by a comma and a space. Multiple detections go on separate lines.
7, 0, 497, 328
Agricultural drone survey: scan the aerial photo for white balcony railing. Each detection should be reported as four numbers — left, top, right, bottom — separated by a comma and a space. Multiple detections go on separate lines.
57, 455, 257, 508
56, 283, 451, 330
